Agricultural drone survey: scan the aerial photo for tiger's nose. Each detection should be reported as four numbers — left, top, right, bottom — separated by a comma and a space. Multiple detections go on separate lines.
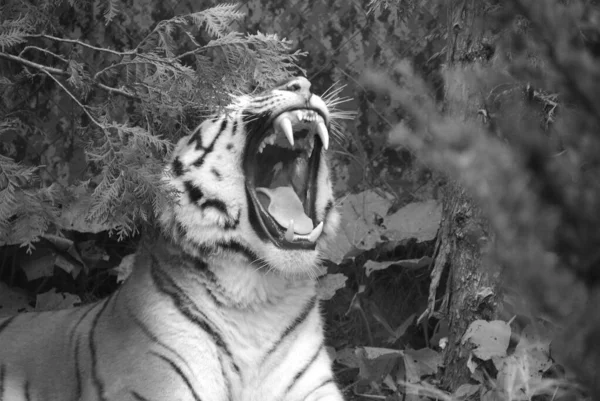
284, 77, 312, 99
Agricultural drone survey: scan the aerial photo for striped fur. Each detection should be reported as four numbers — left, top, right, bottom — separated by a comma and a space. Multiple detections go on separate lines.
0, 77, 343, 401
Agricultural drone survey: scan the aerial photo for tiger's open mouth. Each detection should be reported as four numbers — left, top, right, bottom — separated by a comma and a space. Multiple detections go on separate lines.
245, 108, 329, 250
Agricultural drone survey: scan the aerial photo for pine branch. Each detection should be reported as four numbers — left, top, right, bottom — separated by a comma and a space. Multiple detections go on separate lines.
0, 15, 33, 50
0, 27, 29, 49
19, 45, 69, 64
104, 0, 120, 24
25, 34, 137, 57
0, 155, 55, 248
189, 3, 245, 38
0, 51, 139, 99
40, 69, 106, 133
0, 3, 308, 242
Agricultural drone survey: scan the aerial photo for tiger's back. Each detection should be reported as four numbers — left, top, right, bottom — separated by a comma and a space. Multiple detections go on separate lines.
0, 77, 343, 401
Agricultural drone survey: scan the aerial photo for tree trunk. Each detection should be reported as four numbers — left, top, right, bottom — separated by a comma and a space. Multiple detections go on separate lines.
437, 0, 502, 391
438, 184, 501, 390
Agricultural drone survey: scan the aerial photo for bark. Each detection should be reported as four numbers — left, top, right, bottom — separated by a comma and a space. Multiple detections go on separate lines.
437, 0, 503, 391
438, 183, 501, 390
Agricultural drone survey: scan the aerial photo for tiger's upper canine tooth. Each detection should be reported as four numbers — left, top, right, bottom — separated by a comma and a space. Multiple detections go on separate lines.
280, 117, 294, 147
316, 121, 329, 150
307, 221, 324, 242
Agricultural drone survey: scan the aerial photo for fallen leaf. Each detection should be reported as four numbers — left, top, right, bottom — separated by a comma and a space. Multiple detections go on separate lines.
336, 347, 360, 368
454, 383, 480, 399
0, 282, 32, 317
356, 347, 402, 385
112, 254, 136, 283
323, 190, 393, 263
511, 324, 553, 380
462, 320, 511, 360
402, 348, 443, 383
56, 187, 116, 233
35, 289, 81, 311
364, 256, 432, 277
316, 273, 347, 300
383, 200, 442, 242
20, 253, 56, 281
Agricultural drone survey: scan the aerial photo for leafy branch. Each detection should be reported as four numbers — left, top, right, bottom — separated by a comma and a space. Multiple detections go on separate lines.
0, 1, 305, 245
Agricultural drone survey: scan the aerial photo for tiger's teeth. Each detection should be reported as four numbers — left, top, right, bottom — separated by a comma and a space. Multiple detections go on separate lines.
285, 219, 295, 241
317, 121, 329, 150
307, 221, 324, 242
280, 117, 294, 147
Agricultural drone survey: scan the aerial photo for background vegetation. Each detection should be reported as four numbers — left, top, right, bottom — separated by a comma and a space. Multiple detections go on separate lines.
1, 0, 599, 400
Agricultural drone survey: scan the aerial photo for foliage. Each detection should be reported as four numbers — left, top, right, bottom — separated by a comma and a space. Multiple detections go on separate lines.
365, 0, 600, 398
0, 1, 304, 248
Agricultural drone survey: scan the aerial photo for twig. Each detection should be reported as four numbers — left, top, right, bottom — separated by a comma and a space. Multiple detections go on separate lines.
96, 83, 138, 100
0, 51, 138, 100
39, 69, 103, 130
176, 47, 206, 61
26, 34, 136, 57
417, 231, 449, 325
19, 46, 69, 64
39, 70, 118, 164
0, 51, 66, 76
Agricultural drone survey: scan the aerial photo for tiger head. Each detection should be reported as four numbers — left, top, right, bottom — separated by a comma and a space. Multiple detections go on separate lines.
161, 77, 340, 276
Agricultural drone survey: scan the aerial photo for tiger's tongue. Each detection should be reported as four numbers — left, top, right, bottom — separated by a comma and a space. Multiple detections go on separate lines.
256, 186, 313, 234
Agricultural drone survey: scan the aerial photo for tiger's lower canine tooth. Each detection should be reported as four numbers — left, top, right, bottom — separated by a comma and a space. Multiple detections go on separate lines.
280, 117, 294, 147
307, 221, 324, 242
317, 121, 329, 150
285, 219, 295, 241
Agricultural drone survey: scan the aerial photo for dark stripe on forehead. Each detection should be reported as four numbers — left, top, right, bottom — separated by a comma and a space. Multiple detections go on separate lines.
187, 125, 203, 147
192, 119, 229, 166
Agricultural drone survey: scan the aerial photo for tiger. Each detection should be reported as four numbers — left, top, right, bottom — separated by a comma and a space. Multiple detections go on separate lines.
0, 76, 344, 401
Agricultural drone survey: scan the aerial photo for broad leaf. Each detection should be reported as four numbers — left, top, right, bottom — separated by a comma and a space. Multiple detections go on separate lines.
383, 200, 442, 242
402, 348, 443, 383
316, 273, 347, 300
35, 289, 81, 311
462, 320, 511, 360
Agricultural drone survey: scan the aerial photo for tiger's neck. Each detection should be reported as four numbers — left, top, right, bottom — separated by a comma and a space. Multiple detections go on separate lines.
134, 234, 316, 310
